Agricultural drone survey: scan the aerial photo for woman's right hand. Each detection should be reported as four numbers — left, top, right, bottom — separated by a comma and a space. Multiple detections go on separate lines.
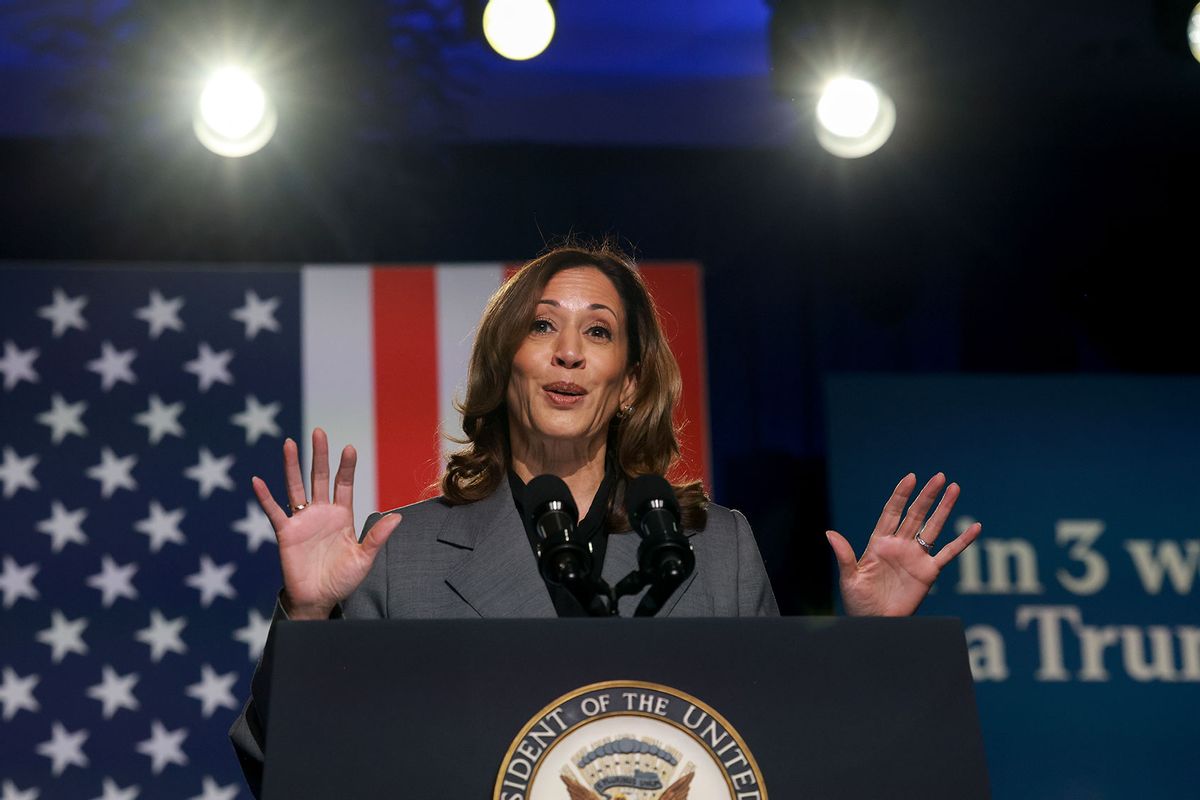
251, 428, 402, 620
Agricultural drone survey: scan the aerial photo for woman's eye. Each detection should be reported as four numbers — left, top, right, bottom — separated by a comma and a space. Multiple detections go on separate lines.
531, 318, 553, 334
587, 326, 613, 340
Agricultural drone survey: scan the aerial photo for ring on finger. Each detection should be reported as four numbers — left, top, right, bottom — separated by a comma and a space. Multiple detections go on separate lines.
290, 502, 308, 513
915, 532, 934, 555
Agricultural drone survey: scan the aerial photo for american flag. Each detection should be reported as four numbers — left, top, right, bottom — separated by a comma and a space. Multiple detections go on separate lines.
0, 261, 710, 799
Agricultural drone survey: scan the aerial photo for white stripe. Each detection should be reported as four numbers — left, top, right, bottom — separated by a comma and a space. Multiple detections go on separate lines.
301, 265, 378, 524
435, 264, 505, 467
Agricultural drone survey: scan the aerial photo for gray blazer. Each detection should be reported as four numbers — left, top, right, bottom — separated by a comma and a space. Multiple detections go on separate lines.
229, 482, 778, 795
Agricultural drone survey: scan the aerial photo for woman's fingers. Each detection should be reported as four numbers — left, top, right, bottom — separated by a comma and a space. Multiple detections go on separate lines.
310, 428, 330, 505
895, 473, 947, 539
332, 444, 357, 509
918, 481, 961, 546
282, 437, 308, 511
870, 473, 917, 538
935, 522, 983, 569
360, 511, 401, 560
251, 475, 289, 531
825, 530, 859, 580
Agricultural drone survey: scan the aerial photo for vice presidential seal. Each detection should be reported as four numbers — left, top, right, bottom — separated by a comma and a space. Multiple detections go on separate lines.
494, 680, 767, 800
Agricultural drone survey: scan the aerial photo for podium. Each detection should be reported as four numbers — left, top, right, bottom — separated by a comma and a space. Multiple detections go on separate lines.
259, 617, 989, 799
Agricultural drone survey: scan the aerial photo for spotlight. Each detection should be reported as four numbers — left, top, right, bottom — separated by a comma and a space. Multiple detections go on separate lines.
193, 68, 277, 158
482, 0, 555, 61
814, 77, 896, 159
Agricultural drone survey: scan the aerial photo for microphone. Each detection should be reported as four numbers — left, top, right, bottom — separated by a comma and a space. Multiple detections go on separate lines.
525, 474, 592, 586
624, 475, 695, 584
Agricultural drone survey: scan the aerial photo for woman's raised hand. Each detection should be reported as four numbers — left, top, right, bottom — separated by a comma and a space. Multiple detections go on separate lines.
825, 473, 982, 617
251, 428, 402, 620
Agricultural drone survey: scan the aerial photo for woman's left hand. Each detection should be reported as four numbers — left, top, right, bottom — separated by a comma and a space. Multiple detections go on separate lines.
826, 472, 982, 617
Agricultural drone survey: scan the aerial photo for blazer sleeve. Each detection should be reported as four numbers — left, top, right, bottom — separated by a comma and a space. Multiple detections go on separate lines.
732, 508, 781, 616
228, 513, 394, 798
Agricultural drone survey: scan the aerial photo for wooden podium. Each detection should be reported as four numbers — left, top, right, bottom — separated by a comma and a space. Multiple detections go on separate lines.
259, 617, 989, 799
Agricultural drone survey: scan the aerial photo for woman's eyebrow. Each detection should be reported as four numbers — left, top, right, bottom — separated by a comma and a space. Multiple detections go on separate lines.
536, 299, 617, 316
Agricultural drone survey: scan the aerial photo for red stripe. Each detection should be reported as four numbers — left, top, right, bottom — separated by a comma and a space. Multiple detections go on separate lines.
640, 263, 711, 490
372, 266, 441, 509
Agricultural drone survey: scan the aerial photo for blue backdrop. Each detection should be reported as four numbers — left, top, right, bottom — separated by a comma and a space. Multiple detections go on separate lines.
825, 375, 1200, 799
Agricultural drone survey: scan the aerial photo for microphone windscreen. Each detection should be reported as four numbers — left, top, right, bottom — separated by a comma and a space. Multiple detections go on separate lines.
525, 474, 579, 521
624, 474, 681, 520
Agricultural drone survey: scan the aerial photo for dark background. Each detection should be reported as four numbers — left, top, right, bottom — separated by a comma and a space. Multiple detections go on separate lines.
4, 0, 1199, 614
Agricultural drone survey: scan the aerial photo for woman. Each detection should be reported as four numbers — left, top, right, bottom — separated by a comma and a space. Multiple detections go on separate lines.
231, 243, 981, 788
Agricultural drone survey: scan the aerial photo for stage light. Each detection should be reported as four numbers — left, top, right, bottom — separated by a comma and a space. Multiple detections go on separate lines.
193, 68, 277, 158
482, 0, 555, 61
1189, 2, 1200, 62
814, 76, 896, 158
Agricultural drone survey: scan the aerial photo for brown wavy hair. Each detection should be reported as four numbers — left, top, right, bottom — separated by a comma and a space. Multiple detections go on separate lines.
440, 241, 709, 532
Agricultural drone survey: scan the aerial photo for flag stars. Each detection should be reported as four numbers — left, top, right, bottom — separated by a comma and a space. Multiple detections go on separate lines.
1, 780, 40, 800
185, 555, 237, 607
0, 446, 39, 497
36, 610, 88, 662
86, 341, 137, 392
86, 447, 138, 498
90, 777, 140, 800
187, 776, 239, 800
36, 394, 88, 443
231, 394, 282, 444
134, 500, 186, 552
133, 395, 185, 445
36, 501, 88, 552
233, 608, 271, 661
86, 555, 139, 607
185, 664, 239, 718
183, 342, 234, 392
134, 288, 185, 339
135, 720, 188, 774
184, 448, 235, 498
86, 666, 140, 719
232, 499, 276, 553
36, 721, 89, 776
0, 556, 40, 608
135, 609, 187, 662
0, 667, 40, 720
37, 288, 88, 337
0, 340, 39, 391
231, 289, 281, 339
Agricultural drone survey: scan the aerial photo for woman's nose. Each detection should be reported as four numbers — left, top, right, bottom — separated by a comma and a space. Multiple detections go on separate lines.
553, 332, 584, 369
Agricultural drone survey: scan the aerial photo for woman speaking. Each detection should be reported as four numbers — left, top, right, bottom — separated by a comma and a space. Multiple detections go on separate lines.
230, 243, 981, 788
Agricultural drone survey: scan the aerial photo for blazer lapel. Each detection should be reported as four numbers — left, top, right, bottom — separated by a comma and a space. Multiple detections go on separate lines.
440, 482, 557, 618
605, 530, 699, 617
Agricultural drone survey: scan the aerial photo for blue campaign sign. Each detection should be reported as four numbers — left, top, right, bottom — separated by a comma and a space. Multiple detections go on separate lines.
824, 375, 1200, 800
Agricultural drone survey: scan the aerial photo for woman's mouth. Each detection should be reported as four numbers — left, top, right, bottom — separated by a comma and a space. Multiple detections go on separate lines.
543, 382, 587, 406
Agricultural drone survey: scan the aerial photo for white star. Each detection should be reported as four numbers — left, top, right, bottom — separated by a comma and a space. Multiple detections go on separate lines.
0, 667, 40, 720
134, 289, 185, 339
183, 342, 234, 393
0, 340, 39, 391
231, 394, 281, 445
135, 720, 188, 774
36, 610, 88, 662
135, 609, 186, 662
133, 394, 185, 445
36, 721, 89, 775
36, 501, 88, 553
0, 447, 39, 498
232, 500, 276, 553
37, 288, 88, 337
187, 776, 238, 800
134, 500, 186, 552
184, 448, 235, 498
36, 394, 88, 444
233, 608, 271, 661
185, 664, 239, 718
85, 447, 138, 498
86, 341, 137, 392
0, 556, 40, 608
86, 666, 140, 719
185, 555, 237, 607
86, 555, 139, 607
90, 777, 139, 800
230, 289, 281, 340
0, 779, 40, 800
